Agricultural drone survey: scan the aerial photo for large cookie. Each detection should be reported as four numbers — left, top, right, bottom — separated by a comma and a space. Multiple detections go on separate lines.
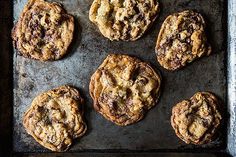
89, 54, 161, 126
171, 92, 222, 145
12, 0, 74, 61
89, 0, 160, 41
156, 10, 211, 70
23, 85, 87, 152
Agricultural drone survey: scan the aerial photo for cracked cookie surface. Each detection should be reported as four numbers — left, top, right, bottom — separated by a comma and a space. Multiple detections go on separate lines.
156, 10, 211, 70
171, 92, 222, 145
89, 54, 161, 126
23, 85, 87, 152
89, 0, 159, 41
12, 0, 74, 61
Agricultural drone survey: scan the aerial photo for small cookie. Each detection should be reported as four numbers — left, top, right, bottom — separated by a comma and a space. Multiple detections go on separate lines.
156, 10, 211, 70
171, 92, 222, 145
89, 54, 161, 126
89, 0, 160, 41
23, 85, 87, 152
12, 0, 74, 61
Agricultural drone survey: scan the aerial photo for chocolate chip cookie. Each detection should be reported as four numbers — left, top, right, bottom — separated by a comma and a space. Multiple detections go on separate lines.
89, 54, 161, 126
171, 92, 222, 145
156, 10, 211, 70
23, 85, 87, 152
89, 0, 160, 41
12, 0, 74, 61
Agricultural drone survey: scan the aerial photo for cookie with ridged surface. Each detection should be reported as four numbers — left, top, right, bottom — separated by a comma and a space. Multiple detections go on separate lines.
23, 85, 87, 152
90, 54, 161, 126
156, 10, 211, 70
171, 92, 222, 145
89, 0, 160, 41
12, 0, 74, 61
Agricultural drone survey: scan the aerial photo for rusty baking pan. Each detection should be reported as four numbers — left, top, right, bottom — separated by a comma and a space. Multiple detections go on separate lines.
0, 0, 236, 156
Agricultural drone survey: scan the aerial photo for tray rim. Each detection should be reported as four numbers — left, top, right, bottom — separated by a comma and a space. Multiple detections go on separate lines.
227, 0, 236, 156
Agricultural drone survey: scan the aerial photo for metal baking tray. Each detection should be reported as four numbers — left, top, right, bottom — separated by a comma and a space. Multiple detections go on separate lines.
0, 0, 236, 156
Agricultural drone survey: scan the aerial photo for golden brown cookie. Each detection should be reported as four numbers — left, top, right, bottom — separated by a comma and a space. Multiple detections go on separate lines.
12, 0, 74, 61
171, 92, 222, 145
23, 85, 87, 152
89, 0, 160, 41
156, 10, 211, 70
89, 54, 161, 126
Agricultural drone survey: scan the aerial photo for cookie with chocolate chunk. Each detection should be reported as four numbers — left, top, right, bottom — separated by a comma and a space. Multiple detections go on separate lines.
23, 85, 87, 152
89, 0, 160, 41
89, 54, 161, 126
12, 0, 74, 61
156, 10, 211, 70
171, 92, 222, 145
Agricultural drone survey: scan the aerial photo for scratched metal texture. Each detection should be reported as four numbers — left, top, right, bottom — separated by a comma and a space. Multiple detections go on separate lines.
13, 0, 227, 153
227, 0, 236, 156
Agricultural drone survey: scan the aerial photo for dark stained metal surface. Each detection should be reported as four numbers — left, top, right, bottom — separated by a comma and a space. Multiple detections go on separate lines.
11, 152, 233, 157
13, 0, 227, 153
0, 0, 13, 157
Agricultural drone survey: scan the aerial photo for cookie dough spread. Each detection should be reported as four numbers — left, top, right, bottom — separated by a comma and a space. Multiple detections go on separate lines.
23, 85, 87, 151
90, 54, 161, 126
171, 92, 222, 145
156, 10, 211, 70
89, 0, 159, 41
12, 0, 74, 61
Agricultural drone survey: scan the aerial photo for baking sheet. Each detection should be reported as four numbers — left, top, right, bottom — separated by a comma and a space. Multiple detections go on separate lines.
13, 0, 227, 152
